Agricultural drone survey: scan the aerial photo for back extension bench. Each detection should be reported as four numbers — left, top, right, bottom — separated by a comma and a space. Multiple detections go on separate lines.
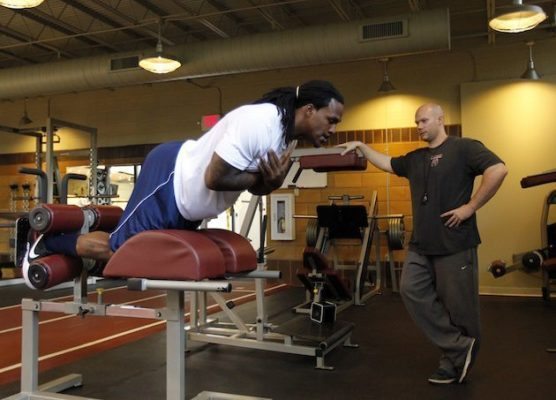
3, 203, 274, 400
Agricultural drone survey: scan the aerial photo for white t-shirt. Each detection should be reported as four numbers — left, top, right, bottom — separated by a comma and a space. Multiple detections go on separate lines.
174, 103, 287, 221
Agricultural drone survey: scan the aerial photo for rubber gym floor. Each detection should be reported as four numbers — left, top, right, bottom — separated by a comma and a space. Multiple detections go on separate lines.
0, 280, 555, 400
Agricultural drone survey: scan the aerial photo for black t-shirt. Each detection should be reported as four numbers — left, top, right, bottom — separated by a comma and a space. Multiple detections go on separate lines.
390, 136, 503, 255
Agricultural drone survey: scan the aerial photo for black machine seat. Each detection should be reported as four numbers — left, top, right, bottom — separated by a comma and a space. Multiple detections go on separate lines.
316, 204, 368, 240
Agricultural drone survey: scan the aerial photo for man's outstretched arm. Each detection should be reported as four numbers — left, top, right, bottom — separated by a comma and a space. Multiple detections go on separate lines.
337, 141, 393, 173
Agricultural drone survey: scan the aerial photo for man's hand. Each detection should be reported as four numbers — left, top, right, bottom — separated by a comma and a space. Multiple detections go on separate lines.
440, 204, 475, 228
336, 141, 393, 173
336, 141, 362, 156
251, 142, 296, 195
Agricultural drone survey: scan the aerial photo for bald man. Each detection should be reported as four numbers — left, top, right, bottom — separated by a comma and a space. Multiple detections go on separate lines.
338, 103, 507, 385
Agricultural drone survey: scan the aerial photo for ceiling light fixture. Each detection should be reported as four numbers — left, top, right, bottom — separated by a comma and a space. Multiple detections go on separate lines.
0, 0, 44, 8
139, 21, 181, 74
378, 58, 396, 93
521, 41, 541, 80
489, 0, 547, 33
19, 98, 32, 126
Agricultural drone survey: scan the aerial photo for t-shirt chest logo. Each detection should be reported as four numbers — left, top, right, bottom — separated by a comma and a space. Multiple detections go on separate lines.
430, 154, 443, 167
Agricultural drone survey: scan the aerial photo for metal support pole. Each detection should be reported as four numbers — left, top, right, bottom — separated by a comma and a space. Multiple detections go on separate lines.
240, 195, 259, 239
20, 301, 39, 393
255, 263, 267, 341
166, 291, 185, 400
45, 118, 54, 203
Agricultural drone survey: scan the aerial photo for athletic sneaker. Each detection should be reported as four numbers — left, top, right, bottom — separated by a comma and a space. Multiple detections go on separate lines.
22, 234, 51, 289
14, 217, 30, 268
457, 338, 476, 383
428, 368, 457, 385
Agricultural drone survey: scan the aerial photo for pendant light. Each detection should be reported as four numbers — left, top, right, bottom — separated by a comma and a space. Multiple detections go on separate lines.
378, 58, 396, 93
489, 0, 547, 33
0, 0, 44, 8
19, 98, 32, 126
139, 21, 181, 74
521, 41, 541, 80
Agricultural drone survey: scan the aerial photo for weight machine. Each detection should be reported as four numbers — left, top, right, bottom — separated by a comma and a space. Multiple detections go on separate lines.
296, 192, 405, 315
288, 148, 405, 319
0, 118, 99, 271
489, 170, 556, 302
1, 117, 99, 203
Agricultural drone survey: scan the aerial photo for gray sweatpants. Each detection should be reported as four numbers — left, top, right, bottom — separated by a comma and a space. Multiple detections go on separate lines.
399, 248, 480, 374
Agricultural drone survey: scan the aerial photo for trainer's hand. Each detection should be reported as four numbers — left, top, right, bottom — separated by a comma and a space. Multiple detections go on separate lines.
336, 141, 362, 156
440, 204, 475, 228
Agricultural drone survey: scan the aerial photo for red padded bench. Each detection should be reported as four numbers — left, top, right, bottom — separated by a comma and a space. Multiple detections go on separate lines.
25, 204, 257, 289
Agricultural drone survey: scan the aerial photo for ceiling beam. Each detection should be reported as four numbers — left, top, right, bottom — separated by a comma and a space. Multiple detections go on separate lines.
60, 0, 148, 44
486, 0, 496, 45
168, 0, 230, 38
204, 0, 258, 35
328, 0, 351, 21
132, 0, 206, 41
248, 0, 285, 30
84, 0, 174, 47
0, 25, 74, 60
16, 8, 121, 52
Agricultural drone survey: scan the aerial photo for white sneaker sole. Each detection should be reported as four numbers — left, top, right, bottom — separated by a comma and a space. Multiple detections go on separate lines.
22, 234, 45, 289
22, 242, 34, 289
428, 377, 456, 384
458, 338, 476, 383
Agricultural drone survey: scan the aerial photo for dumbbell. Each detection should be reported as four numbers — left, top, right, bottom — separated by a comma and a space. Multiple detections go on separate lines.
489, 253, 540, 279
521, 250, 545, 271
489, 260, 508, 278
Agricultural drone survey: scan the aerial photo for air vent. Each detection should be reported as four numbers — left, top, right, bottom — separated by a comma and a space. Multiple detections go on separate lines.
110, 56, 140, 71
360, 20, 407, 41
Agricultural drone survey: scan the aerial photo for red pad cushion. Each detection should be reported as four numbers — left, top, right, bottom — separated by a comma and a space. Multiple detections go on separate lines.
543, 258, 556, 272
103, 230, 226, 280
299, 151, 367, 172
30, 254, 83, 290
83, 205, 123, 232
303, 247, 330, 271
31, 204, 84, 234
520, 171, 556, 188
198, 229, 257, 273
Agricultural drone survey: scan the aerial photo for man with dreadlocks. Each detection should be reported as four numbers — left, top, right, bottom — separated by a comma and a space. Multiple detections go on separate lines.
22, 80, 344, 281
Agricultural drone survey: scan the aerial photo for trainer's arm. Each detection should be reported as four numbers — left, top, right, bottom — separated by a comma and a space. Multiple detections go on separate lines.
441, 162, 508, 227
468, 163, 508, 211
337, 141, 393, 173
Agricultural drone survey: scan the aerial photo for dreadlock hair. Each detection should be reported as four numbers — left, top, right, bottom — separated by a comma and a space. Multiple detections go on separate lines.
253, 80, 344, 143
